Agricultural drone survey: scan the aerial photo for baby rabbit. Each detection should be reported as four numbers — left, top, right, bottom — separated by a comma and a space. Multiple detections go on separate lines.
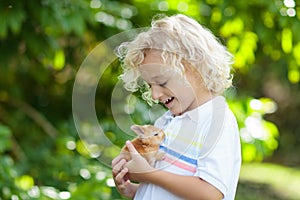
121, 124, 165, 166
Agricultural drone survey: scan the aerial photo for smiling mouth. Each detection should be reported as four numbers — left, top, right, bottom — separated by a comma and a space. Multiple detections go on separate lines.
163, 97, 174, 105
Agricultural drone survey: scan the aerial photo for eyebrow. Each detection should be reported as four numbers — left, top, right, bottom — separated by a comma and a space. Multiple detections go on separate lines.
152, 74, 170, 80
144, 76, 167, 85
152, 75, 163, 80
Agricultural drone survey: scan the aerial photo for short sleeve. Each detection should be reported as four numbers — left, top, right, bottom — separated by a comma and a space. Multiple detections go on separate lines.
194, 110, 241, 199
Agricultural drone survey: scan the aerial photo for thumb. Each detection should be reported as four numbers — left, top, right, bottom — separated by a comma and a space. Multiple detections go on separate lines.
126, 140, 139, 156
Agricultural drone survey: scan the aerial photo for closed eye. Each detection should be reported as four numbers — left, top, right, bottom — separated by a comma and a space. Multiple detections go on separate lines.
159, 81, 167, 87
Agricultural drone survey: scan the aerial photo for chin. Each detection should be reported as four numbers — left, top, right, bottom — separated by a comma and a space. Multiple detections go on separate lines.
169, 102, 185, 116
170, 109, 183, 116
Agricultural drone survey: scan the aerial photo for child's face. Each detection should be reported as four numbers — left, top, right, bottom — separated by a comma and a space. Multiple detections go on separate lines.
139, 50, 210, 116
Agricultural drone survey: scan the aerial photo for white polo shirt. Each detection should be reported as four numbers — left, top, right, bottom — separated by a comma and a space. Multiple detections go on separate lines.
134, 96, 241, 200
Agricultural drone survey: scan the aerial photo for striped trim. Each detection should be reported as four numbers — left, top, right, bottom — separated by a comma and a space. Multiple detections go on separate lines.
160, 145, 198, 165
165, 131, 203, 149
163, 156, 197, 173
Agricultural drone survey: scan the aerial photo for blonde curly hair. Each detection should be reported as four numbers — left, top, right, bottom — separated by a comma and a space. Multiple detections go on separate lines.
116, 14, 234, 104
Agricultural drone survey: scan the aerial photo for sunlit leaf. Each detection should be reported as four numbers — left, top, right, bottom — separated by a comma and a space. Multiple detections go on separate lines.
53, 50, 65, 70
211, 8, 221, 23
76, 140, 91, 158
15, 175, 34, 191
281, 28, 293, 53
259, 98, 278, 114
232, 32, 258, 70
293, 42, 300, 65
220, 17, 244, 37
262, 11, 274, 28
227, 36, 240, 54
288, 69, 300, 84
242, 144, 257, 162
264, 120, 279, 138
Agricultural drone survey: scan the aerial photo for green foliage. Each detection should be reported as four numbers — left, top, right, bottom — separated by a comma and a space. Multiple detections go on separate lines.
228, 97, 279, 162
0, 124, 12, 153
0, 0, 300, 199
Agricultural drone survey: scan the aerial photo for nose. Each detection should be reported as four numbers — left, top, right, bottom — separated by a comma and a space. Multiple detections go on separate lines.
151, 85, 163, 101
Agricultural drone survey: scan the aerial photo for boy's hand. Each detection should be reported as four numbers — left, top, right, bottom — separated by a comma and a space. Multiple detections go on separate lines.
112, 154, 138, 198
124, 141, 155, 182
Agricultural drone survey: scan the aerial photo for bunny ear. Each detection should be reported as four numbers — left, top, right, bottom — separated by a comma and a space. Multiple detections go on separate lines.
130, 125, 144, 136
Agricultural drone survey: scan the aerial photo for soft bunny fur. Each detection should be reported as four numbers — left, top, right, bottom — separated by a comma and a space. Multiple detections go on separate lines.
121, 124, 165, 166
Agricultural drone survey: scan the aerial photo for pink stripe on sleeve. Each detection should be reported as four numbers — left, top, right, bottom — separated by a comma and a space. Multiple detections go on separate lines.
164, 157, 197, 173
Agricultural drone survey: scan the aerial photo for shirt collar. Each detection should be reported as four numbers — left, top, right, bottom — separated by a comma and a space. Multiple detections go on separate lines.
166, 96, 226, 123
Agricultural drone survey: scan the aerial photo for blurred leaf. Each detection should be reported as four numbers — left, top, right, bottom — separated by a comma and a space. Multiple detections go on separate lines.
76, 140, 91, 158
281, 28, 293, 53
15, 175, 34, 191
242, 144, 257, 162
0, 124, 11, 137
220, 17, 244, 37
293, 42, 300, 65
53, 50, 65, 70
0, 124, 12, 153
0, 16, 8, 38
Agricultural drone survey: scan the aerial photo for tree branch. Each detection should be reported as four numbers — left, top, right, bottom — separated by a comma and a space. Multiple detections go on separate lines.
0, 94, 58, 139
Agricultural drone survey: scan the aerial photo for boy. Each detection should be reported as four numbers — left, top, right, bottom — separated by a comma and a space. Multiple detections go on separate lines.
112, 14, 241, 200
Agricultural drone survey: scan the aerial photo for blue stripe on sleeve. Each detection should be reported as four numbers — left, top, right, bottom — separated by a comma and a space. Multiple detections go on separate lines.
159, 145, 198, 165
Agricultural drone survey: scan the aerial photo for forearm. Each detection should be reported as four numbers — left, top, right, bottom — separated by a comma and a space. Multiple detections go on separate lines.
123, 141, 223, 199
143, 170, 223, 200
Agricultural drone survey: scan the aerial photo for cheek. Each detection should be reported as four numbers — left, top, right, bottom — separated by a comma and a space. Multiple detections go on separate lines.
170, 82, 194, 97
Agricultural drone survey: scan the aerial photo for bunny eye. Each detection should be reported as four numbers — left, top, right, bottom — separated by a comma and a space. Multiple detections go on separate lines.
154, 133, 159, 136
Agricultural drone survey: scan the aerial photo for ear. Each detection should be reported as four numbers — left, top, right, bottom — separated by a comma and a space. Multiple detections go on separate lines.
130, 125, 144, 136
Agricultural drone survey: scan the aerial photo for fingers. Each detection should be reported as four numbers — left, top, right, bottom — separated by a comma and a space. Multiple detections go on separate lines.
112, 154, 123, 167
112, 158, 126, 177
115, 167, 129, 185
126, 141, 139, 156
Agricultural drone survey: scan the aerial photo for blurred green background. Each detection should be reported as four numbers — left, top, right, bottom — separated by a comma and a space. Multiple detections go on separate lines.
0, 0, 300, 199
